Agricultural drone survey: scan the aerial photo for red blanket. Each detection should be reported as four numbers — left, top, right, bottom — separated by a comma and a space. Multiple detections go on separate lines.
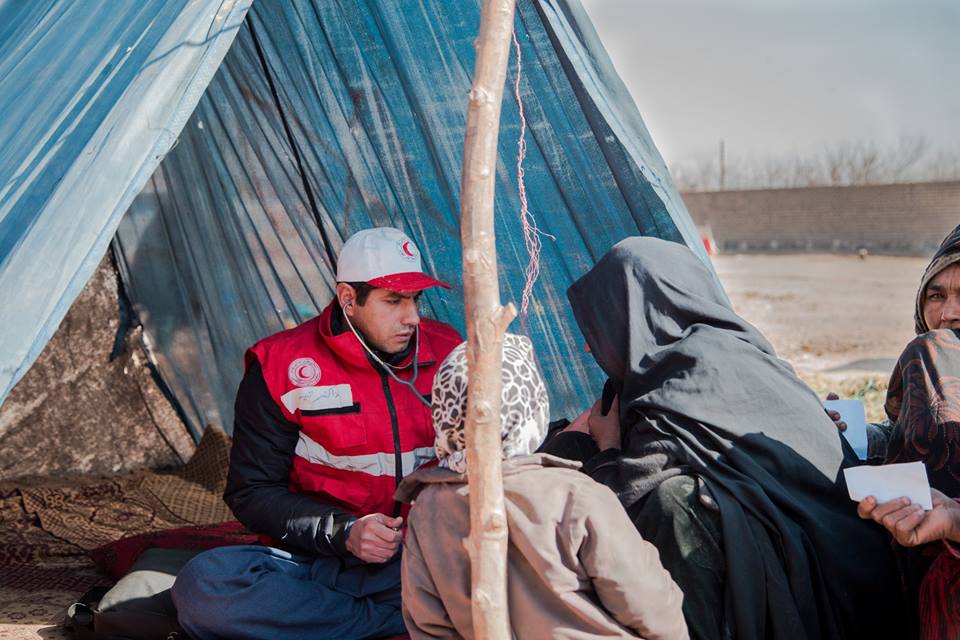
90, 520, 258, 579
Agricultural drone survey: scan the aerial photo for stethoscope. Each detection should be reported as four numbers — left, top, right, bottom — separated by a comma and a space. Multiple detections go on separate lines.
341, 300, 431, 408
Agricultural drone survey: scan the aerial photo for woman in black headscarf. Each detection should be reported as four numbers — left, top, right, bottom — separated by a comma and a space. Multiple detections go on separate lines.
855, 223, 960, 638
552, 236, 909, 640
883, 223, 960, 492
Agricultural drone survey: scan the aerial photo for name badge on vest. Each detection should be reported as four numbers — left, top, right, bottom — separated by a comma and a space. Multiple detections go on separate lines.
281, 384, 354, 414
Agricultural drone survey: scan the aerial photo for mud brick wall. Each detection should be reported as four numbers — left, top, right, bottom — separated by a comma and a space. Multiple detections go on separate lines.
683, 181, 960, 255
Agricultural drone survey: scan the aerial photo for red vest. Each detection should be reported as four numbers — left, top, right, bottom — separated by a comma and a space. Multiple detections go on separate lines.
246, 302, 461, 518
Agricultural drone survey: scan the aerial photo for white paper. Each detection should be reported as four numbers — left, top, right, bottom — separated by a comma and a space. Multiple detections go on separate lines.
843, 461, 933, 510
824, 399, 868, 460
280, 384, 353, 413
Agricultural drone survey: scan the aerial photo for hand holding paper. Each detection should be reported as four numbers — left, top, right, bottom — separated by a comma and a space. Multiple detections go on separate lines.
844, 461, 933, 510
824, 399, 867, 460
857, 487, 960, 548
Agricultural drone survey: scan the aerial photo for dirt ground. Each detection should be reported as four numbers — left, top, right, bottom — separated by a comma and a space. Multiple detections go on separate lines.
713, 253, 929, 420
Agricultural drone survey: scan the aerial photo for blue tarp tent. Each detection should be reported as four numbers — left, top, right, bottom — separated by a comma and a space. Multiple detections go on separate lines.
1, 0, 711, 437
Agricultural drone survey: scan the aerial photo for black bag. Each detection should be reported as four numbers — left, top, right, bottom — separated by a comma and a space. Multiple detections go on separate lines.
67, 548, 200, 640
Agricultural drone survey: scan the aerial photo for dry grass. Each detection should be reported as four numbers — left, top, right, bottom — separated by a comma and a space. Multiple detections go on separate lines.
798, 371, 889, 423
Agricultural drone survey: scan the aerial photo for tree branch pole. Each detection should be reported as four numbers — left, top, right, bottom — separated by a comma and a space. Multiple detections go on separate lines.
459, 0, 518, 638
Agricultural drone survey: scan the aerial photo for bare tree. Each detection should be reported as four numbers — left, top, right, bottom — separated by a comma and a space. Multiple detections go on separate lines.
882, 135, 927, 182
672, 135, 950, 192
822, 136, 927, 186
823, 140, 879, 185
671, 157, 720, 191
918, 145, 960, 182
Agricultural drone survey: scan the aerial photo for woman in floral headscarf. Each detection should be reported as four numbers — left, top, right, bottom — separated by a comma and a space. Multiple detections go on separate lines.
396, 334, 687, 640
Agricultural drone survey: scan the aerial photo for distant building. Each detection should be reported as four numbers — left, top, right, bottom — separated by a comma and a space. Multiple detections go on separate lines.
682, 181, 960, 256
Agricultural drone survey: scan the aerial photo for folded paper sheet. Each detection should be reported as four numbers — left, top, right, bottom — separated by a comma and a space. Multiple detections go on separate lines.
844, 461, 933, 510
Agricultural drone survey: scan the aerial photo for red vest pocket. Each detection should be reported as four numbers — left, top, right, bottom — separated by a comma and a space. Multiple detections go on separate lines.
290, 458, 373, 514
299, 411, 367, 451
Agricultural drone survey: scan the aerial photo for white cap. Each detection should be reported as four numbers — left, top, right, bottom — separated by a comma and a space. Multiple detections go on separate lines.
336, 227, 449, 293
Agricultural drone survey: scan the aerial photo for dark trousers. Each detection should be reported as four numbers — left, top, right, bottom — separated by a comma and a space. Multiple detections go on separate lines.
171, 545, 405, 640
630, 474, 728, 640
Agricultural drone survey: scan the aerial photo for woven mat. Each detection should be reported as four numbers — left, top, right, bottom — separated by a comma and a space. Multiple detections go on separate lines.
0, 426, 233, 639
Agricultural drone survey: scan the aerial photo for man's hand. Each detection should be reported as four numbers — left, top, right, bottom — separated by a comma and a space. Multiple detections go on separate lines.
858, 489, 960, 547
345, 513, 403, 563
825, 392, 847, 432
562, 407, 592, 434
589, 395, 620, 451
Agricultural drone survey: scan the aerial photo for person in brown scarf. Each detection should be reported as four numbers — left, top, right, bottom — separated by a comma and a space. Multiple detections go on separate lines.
885, 223, 960, 484
856, 223, 960, 639
398, 334, 688, 640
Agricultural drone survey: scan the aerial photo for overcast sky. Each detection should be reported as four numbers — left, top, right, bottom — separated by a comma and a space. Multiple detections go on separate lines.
579, 0, 960, 168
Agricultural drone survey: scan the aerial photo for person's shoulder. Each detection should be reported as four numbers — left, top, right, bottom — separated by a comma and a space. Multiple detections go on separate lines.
506, 464, 625, 530
419, 318, 463, 348
539, 465, 622, 509
251, 317, 320, 350
538, 464, 605, 490
904, 328, 960, 352
508, 460, 604, 499
245, 316, 325, 368
546, 473, 632, 534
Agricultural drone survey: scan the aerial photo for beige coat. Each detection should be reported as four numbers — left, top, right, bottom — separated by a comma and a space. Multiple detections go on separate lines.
396, 454, 688, 640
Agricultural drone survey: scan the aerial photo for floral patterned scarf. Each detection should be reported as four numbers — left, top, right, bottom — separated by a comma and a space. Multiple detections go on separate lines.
431, 334, 549, 474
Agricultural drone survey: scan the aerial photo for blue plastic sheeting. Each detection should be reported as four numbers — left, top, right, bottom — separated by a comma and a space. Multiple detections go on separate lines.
113, 0, 713, 435
0, 0, 252, 406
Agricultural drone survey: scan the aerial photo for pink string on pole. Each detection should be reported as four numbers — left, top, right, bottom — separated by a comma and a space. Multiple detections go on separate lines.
512, 26, 554, 318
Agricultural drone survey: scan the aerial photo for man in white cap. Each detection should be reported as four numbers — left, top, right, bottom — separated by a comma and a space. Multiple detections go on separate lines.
172, 227, 461, 640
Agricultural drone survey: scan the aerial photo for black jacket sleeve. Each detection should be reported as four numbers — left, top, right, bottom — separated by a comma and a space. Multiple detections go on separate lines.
224, 359, 356, 557
536, 420, 622, 482
538, 429, 602, 465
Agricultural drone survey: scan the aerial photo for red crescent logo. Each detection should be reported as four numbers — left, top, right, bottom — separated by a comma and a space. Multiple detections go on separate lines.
401, 241, 415, 257
288, 358, 321, 387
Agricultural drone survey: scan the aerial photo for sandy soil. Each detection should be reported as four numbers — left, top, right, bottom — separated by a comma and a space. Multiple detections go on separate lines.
714, 254, 928, 375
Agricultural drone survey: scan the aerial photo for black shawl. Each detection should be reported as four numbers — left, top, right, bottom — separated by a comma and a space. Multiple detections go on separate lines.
567, 237, 908, 640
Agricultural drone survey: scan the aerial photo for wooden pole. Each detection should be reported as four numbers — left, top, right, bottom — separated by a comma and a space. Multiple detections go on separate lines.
459, 0, 518, 638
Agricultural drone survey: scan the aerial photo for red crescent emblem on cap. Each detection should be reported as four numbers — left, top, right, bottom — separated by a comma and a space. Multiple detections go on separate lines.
401, 241, 415, 257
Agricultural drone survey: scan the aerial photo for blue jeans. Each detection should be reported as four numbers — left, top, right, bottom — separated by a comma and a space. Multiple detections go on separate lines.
171, 545, 404, 640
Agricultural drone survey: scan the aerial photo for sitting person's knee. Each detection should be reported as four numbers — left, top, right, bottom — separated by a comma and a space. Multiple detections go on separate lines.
645, 475, 698, 515
171, 546, 246, 611
657, 475, 697, 502
170, 552, 214, 609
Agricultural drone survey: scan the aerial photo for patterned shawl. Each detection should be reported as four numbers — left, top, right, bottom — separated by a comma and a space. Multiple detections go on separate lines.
885, 222, 960, 496
431, 334, 549, 474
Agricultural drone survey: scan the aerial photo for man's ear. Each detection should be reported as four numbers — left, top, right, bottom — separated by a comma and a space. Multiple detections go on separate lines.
335, 282, 357, 316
